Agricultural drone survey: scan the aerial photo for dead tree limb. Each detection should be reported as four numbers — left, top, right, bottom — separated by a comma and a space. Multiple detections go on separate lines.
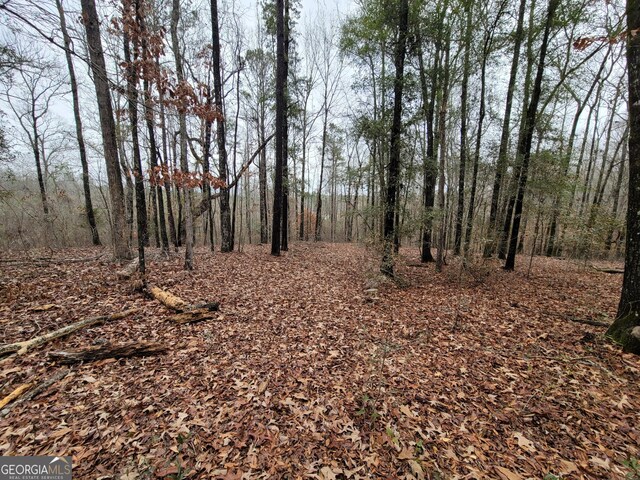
0, 309, 139, 359
147, 286, 219, 323
590, 265, 624, 274
48, 342, 166, 364
0, 369, 69, 418
0, 383, 32, 409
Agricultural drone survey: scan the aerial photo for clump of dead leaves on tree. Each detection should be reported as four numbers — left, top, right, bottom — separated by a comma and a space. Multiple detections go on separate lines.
0, 244, 638, 479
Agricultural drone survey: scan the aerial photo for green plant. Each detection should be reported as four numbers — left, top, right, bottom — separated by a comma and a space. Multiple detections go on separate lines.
355, 393, 380, 426
623, 456, 640, 480
543, 474, 562, 480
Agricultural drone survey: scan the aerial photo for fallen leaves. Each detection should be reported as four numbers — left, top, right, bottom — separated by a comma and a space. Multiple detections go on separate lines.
0, 244, 637, 479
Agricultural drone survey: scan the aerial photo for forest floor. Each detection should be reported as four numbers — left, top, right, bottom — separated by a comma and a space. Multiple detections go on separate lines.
0, 243, 638, 480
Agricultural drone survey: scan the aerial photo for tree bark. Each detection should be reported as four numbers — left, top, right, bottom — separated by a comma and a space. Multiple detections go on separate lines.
56, 0, 100, 246
606, 0, 640, 354
504, 0, 559, 271
484, 0, 527, 258
210, 0, 233, 253
271, 0, 286, 255
80, 0, 131, 260
381, 0, 409, 276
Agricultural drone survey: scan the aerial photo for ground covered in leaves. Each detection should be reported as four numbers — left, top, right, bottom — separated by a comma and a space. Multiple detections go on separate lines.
0, 244, 638, 480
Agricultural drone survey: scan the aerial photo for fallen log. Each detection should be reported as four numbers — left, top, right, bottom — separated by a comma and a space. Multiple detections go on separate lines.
148, 286, 220, 323
0, 369, 69, 418
148, 286, 188, 311
591, 265, 624, 274
48, 342, 166, 364
0, 309, 139, 359
0, 383, 32, 409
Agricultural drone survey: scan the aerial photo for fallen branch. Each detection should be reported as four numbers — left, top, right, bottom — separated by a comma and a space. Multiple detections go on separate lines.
0, 309, 139, 359
148, 286, 220, 323
0, 253, 105, 265
511, 303, 611, 328
0, 369, 69, 418
591, 265, 624, 274
148, 286, 188, 311
49, 342, 166, 364
0, 383, 32, 409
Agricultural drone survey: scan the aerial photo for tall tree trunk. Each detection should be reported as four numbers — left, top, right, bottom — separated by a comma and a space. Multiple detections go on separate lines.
170, 0, 194, 269
123, 30, 146, 276
504, 0, 559, 271
381, 0, 409, 276
271, 0, 285, 255
315, 105, 328, 242
436, 34, 451, 273
56, 0, 100, 246
454, 0, 472, 256
418, 36, 438, 263
606, 0, 640, 354
158, 75, 178, 251
484, 0, 527, 258
80, 0, 131, 260
498, 0, 536, 260
281, 0, 290, 251
259, 107, 269, 244
210, 0, 232, 253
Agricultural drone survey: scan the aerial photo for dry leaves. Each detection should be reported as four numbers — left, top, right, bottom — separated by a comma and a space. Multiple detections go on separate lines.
0, 244, 638, 479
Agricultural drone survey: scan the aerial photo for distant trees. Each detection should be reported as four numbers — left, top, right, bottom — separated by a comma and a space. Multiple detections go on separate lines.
0, 0, 632, 291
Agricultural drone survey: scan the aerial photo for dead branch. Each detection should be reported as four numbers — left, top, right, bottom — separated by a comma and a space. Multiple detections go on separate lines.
0, 369, 69, 418
147, 286, 219, 323
591, 265, 624, 274
0, 383, 32, 409
0, 309, 139, 360
48, 342, 166, 364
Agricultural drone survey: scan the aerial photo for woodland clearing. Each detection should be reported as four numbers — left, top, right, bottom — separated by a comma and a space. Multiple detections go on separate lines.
0, 244, 637, 480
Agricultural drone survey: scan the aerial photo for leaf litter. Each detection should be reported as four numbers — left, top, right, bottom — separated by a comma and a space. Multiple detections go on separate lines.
0, 244, 637, 479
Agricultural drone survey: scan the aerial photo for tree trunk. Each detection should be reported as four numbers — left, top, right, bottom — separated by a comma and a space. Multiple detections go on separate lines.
436, 34, 451, 273
210, 0, 232, 253
380, 0, 408, 276
123, 31, 147, 277
418, 35, 438, 263
170, 0, 194, 269
271, 0, 286, 255
484, 0, 526, 258
80, 0, 131, 260
504, 0, 559, 271
454, 0, 472, 256
56, 0, 100, 246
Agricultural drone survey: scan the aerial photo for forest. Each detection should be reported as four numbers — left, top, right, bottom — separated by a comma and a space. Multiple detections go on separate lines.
0, 0, 640, 478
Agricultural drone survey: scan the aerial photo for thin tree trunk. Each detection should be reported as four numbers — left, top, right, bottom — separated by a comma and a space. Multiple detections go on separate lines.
454, 1, 472, 256
271, 0, 285, 255
504, 0, 559, 271
123, 30, 146, 276
484, 0, 527, 258
210, 0, 232, 253
170, 0, 194, 269
56, 0, 100, 246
